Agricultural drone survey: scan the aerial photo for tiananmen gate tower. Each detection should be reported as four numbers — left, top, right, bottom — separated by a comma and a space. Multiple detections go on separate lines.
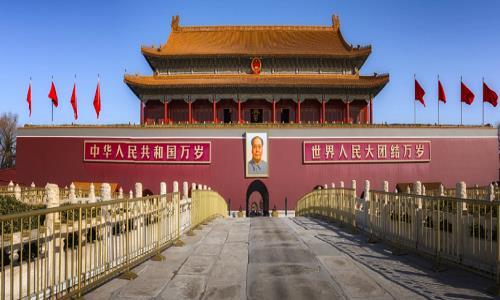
15, 15, 498, 216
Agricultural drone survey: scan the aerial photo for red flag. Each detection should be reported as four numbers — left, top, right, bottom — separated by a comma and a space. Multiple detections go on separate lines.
48, 81, 58, 107
438, 80, 446, 103
483, 82, 498, 107
461, 81, 475, 105
70, 83, 78, 120
414, 79, 425, 107
93, 81, 101, 118
26, 81, 32, 116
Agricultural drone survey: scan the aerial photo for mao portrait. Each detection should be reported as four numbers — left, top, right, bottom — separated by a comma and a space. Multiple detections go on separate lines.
246, 133, 268, 177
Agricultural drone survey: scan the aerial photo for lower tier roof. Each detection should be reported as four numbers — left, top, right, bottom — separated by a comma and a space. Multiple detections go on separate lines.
124, 73, 389, 97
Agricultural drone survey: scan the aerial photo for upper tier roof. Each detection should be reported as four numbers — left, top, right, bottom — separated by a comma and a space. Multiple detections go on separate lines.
141, 15, 371, 59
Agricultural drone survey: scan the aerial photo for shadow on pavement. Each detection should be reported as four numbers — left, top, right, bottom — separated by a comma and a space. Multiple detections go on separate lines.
292, 217, 495, 300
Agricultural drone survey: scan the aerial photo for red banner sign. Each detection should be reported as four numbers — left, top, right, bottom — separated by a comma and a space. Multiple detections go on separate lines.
303, 141, 431, 163
84, 141, 211, 164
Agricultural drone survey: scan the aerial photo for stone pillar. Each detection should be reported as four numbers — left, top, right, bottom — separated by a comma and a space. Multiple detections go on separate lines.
14, 184, 21, 201
7, 180, 14, 192
129, 190, 134, 199
331, 183, 335, 188
406, 185, 411, 194
456, 181, 467, 211
198, 184, 202, 190
160, 182, 167, 195
183, 182, 189, 199
413, 181, 422, 209
173, 181, 179, 193
383, 181, 389, 209
489, 183, 495, 201
89, 183, 96, 203
31, 182, 36, 188
45, 183, 60, 287
324, 184, 328, 189
118, 187, 124, 199
203, 185, 207, 190
69, 182, 76, 204
340, 181, 344, 188
422, 185, 426, 196
439, 184, 445, 197
100, 183, 111, 201
208, 187, 211, 191
192, 183, 197, 191
364, 180, 370, 202
135, 182, 143, 198
383, 181, 389, 193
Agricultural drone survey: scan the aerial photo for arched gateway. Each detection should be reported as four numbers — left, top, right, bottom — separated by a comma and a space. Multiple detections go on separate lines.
246, 180, 269, 217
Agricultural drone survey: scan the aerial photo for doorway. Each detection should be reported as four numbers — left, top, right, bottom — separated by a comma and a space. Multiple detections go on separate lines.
281, 108, 290, 123
223, 108, 232, 123
246, 180, 269, 217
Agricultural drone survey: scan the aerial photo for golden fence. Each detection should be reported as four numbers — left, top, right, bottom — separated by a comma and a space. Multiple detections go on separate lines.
0, 189, 226, 299
295, 188, 356, 228
295, 188, 500, 281
190, 190, 228, 229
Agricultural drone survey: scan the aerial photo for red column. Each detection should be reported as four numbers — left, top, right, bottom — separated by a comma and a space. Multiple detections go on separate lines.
188, 100, 192, 124
296, 96, 301, 123
364, 102, 369, 124
321, 99, 326, 124
345, 101, 350, 123
272, 99, 276, 123
238, 98, 242, 124
213, 96, 217, 123
140, 101, 144, 125
164, 100, 168, 124
370, 97, 373, 124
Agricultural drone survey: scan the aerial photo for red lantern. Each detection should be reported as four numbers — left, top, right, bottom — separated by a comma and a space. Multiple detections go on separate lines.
251, 58, 261, 75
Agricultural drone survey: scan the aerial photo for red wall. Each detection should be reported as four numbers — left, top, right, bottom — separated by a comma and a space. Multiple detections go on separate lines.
16, 134, 498, 211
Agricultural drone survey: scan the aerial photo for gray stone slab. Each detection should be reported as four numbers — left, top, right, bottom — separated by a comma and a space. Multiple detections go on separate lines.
193, 243, 223, 256
177, 255, 216, 275
204, 284, 245, 300
158, 275, 206, 300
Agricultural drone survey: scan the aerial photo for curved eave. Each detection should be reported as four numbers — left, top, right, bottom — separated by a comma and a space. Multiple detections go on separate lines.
141, 46, 372, 60
125, 73, 389, 97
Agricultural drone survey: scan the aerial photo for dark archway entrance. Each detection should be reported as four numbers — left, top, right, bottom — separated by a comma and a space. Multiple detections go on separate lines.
246, 180, 269, 217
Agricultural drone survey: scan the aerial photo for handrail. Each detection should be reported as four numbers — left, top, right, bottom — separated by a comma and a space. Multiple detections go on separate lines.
0, 189, 226, 299
295, 188, 500, 283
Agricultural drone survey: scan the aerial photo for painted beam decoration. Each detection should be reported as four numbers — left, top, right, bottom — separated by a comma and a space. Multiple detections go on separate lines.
84, 140, 211, 163
303, 141, 431, 163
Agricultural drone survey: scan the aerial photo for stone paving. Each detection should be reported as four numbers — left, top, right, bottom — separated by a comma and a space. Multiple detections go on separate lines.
86, 217, 498, 300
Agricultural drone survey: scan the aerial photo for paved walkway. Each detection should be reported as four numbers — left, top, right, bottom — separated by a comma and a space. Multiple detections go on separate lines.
86, 217, 497, 300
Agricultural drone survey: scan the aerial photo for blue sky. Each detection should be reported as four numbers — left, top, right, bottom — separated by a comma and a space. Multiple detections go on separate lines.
1, 0, 500, 126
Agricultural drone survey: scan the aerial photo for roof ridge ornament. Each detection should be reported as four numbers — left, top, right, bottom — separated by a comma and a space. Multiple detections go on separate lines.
332, 14, 340, 31
171, 15, 180, 32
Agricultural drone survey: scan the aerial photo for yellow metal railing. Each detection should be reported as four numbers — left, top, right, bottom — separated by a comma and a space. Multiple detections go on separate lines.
295, 188, 356, 228
190, 190, 227, 229
0, 189, 226, 299
296, 188, 500, 282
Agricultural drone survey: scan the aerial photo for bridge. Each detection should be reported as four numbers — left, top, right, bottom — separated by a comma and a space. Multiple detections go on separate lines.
86, 217, 494, 300
0, 181, 499, 299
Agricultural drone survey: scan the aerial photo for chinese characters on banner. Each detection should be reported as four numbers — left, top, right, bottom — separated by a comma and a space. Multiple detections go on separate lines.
303, 141, 431, 163
84, 141, 211, 163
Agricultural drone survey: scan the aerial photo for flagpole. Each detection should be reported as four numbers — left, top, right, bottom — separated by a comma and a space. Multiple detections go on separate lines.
460, 76, 463, 126
51, 75, 54, 124
414, 74, 416, 124
482, 77, 485, 126
437, 75, 440, 125
29, 77, 32, 125
74, 74, 77, 124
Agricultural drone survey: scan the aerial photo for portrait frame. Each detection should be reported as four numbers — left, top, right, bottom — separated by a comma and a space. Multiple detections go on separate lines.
245, 132, 269, 178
